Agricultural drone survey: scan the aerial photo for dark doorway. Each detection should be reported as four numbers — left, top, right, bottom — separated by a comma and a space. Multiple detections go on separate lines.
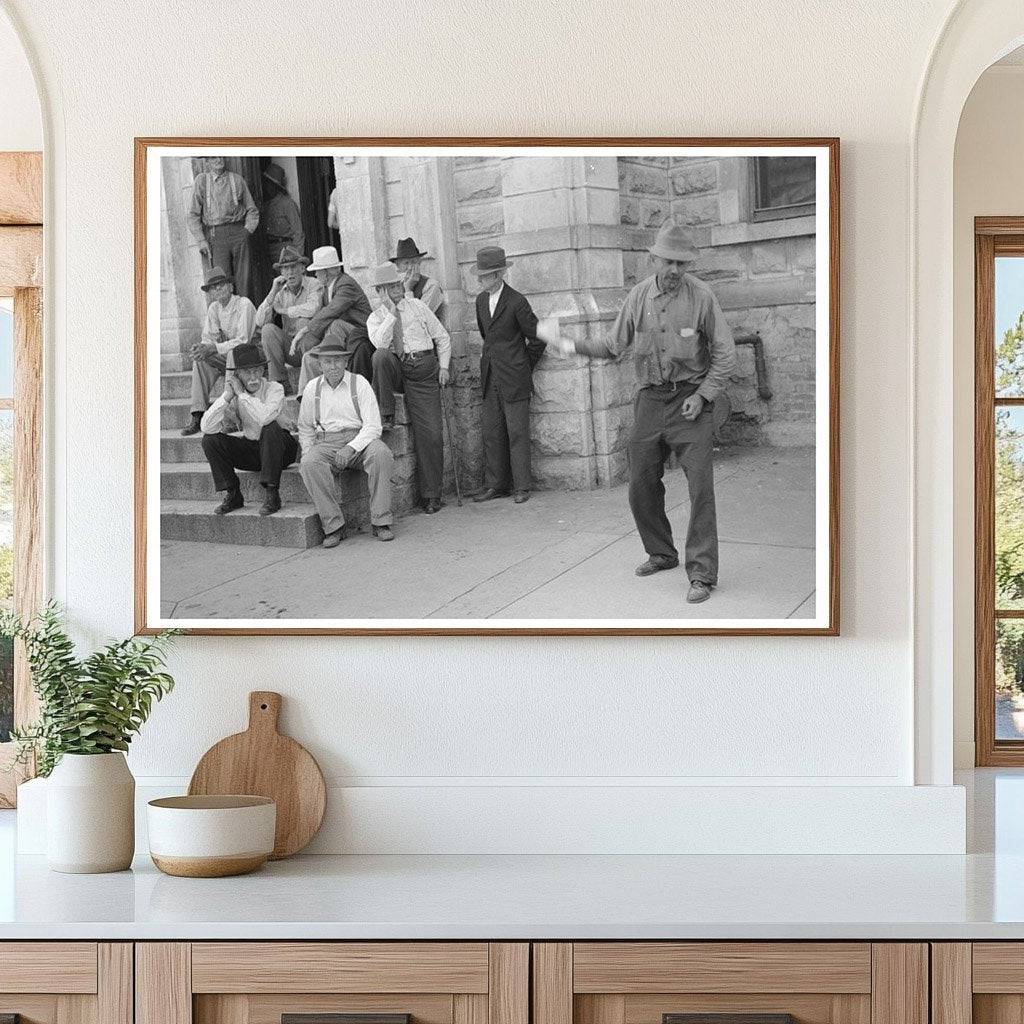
295, 156, 340, 255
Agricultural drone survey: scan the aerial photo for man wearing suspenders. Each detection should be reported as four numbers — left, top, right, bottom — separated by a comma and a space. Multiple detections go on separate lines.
297, 338, 395, 547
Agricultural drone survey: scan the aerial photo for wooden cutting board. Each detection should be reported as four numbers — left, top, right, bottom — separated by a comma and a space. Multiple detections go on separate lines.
188, 691, 326, 860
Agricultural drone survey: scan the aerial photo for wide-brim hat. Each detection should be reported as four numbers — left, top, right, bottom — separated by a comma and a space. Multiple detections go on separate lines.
201, 266, 233, 291
273, 245, 310, 270
230, 343, 268, 371
307, 245, 344, 273
371, 262, 403, 287
390, 236, 428, 262
471, 246, 512, 276
263, 162, 287, 191
312, 339, 354, 359
648, 221, 700, 262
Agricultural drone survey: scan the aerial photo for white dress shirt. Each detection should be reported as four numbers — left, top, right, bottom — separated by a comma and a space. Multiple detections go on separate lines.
488, 282, 505, 316
200, 380, 285, 440
202, 294, 257, 356
367, 297, 452, 369
254, 276, 322, 328
297, 371, 381, 454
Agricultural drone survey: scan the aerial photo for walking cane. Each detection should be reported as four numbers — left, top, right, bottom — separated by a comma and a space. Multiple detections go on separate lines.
441, 384, 463, 507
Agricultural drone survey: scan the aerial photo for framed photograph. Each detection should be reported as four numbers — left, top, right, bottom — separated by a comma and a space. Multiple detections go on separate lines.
135, 137, 839, 636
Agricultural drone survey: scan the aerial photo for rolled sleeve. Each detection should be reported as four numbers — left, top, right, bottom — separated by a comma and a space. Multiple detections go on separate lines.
368, 307, 396, 349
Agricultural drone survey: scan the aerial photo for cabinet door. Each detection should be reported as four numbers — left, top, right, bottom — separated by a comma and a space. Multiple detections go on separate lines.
0, 942, 132, 1024
935, 943, 1024, 1024
534, 943, 927, 1024
137, 943, 528, 1024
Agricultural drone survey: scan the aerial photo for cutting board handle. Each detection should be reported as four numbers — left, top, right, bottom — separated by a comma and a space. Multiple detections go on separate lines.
248, 691, 282, 734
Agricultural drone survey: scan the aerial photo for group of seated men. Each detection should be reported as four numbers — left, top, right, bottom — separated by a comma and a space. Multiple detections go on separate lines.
181, 236, 458, 548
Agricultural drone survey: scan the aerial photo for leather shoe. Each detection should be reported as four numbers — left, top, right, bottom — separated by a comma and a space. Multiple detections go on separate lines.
687, 580, 713, 604
635, 555, 679, 577
322, 525, 347, 548
214, 489, 243, 515
181, 413, 203, 436
513, 490, 530, 504
258, 487, 281, 517
473, 487, 509, 502
373, 525, 395, 542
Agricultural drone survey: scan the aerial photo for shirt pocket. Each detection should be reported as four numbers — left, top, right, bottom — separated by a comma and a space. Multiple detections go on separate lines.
665, 325, 700, 365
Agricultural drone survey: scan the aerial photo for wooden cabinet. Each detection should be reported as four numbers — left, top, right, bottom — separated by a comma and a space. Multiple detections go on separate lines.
136, 943, 528, 1024
532, 944, 928, 1024
931, 943, 1024, 1024
0, 942, 132, 1024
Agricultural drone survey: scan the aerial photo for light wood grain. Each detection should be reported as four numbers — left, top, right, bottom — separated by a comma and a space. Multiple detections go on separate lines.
622, 993, 836, 1024
931, 944, 972, 1024
0, 942, 97, 993
208, 993, 454, 1024
191, 942, 489, 994
0, 153, 42, 225
134, 135, 840, 637
833, 994, 873, 1024
0, 994, 60, 1023
454, 994, 488, 1024
136, 943, 192, 1024
972, 943, 1024, 991
576, 996, 626, 1024
0, 225, 41, 292
194, 995, 248, 1024
98, 944, 133, 1024
870, 945, 927, 1024
535, 944, 573, 1024
56, 994, 95, 1024
188, 691, 326, 859
975, 995, 1024, 1024
573, 943, 872, 994
489, 943, 529, 1024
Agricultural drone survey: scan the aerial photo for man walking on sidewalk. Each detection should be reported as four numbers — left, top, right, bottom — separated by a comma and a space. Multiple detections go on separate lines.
297, 339, 395, 548
199, 343, 297, 517
367, 263, 450, 515
546, 222, 736, 604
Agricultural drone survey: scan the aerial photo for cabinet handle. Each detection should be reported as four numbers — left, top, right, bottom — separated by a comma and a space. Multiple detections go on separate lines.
664, 1016, 796, 1024
283, 1016, 411, 1024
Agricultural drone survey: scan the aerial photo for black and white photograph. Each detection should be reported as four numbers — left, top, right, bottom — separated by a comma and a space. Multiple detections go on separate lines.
137, 140, 838, 634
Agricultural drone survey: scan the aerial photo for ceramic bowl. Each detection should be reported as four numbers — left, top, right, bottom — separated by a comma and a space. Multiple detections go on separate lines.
146, 795, 276, 878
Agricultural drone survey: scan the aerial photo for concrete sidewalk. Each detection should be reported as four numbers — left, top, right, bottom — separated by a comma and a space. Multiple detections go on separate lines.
160, 446, 816, 622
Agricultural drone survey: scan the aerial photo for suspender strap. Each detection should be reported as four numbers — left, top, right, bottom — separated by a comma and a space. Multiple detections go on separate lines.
314, 375, 324, 435
349, 370, 361, 422
314, 372, 362, 438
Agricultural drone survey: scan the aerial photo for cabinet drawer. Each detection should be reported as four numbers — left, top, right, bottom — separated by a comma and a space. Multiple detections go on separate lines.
0, 942, 98, 993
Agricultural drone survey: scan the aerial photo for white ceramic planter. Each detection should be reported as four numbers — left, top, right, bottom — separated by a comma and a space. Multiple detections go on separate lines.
46, 752, 135, 873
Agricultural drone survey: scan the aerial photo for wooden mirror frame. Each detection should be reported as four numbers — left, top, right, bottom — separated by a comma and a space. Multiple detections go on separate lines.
0, 151, 43, 807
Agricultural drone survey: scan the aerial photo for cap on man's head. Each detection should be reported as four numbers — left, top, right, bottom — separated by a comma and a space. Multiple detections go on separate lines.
307, 246, 344, 273
370, 263, 403, 288
471, 246, 512, 276
313, 338, 353, 359
648, 221, 700, 263
273, 246, 310, 270
201, 266, 233, 291
231, 343, 267, 371
390, 237, 428, 262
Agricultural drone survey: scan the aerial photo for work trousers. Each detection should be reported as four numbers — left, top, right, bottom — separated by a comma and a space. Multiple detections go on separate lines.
203, 221, 251, 299
481, 383, 531, 493
299, 430, 394, 536
299, 324, 375, 393
201, 420, 298, 492
190, 350, 228, 414
371, 348, 444, 503
260, 319, 314, 389
628, 383, 718, 586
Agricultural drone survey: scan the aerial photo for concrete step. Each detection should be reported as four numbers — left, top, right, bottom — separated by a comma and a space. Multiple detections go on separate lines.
161, 398, 193, 430
161, 499, 324, 549
161, 372, 192, 400
161, 353, 190, 374
162, 463, 311, 503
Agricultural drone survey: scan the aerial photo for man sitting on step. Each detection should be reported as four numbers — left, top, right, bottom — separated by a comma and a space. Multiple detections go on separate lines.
367, 262, 450, 515
297, 338, 395, 547
199, 343, 298, 517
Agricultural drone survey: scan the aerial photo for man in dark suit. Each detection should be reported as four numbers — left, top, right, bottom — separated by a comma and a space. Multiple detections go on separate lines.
472, 246, 545, 504
291, 245, 375, 387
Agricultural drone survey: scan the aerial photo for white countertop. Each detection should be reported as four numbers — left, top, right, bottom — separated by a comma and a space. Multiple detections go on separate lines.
2, 850, 1024, 940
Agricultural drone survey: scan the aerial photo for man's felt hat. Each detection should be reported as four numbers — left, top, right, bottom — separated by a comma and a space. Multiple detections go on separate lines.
273, 245, 310, 270
200, 266, 234, 291
307, 245, 344, 272
313, 338, 353, 359
648, 221, 700, 262
370, 263, 403, 287
471, 246, 512, 276
390, 237, 428, 262
230, 343, 267, 370
262, 162, 287, 192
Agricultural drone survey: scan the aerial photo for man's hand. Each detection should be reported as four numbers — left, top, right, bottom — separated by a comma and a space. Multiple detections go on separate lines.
439, 367, 450, 388
290, 326, 309, 357
334, 445, 358, 470
549, 336, 576, 358
271, 275, 286, 292
198, 241, 210, 259
681, 394, 705, 421
195, 341, 217, 359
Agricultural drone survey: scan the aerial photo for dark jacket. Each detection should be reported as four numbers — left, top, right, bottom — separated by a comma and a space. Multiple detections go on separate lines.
305, 271, 372, 345
476, 284, 545, 402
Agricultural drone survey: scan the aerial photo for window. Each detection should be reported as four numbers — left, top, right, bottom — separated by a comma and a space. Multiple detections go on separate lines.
751, 156, 816, 222
974, 221, 1024, 764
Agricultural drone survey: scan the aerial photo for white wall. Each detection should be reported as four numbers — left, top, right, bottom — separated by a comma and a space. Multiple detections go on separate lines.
0, 8, 40, 151
0, 0, 974, 851
952, 65, 1024, 768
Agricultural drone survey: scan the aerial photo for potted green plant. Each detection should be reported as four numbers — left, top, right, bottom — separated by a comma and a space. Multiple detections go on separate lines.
1, 603, 178, 873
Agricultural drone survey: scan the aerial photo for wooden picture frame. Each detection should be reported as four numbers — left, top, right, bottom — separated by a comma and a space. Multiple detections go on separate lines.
135, 137, 840, 637
0, 151, 43, 806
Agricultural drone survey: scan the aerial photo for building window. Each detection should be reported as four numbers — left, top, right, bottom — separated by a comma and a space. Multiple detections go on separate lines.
975, 220, 1024, 765
751, 156, 816, 222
